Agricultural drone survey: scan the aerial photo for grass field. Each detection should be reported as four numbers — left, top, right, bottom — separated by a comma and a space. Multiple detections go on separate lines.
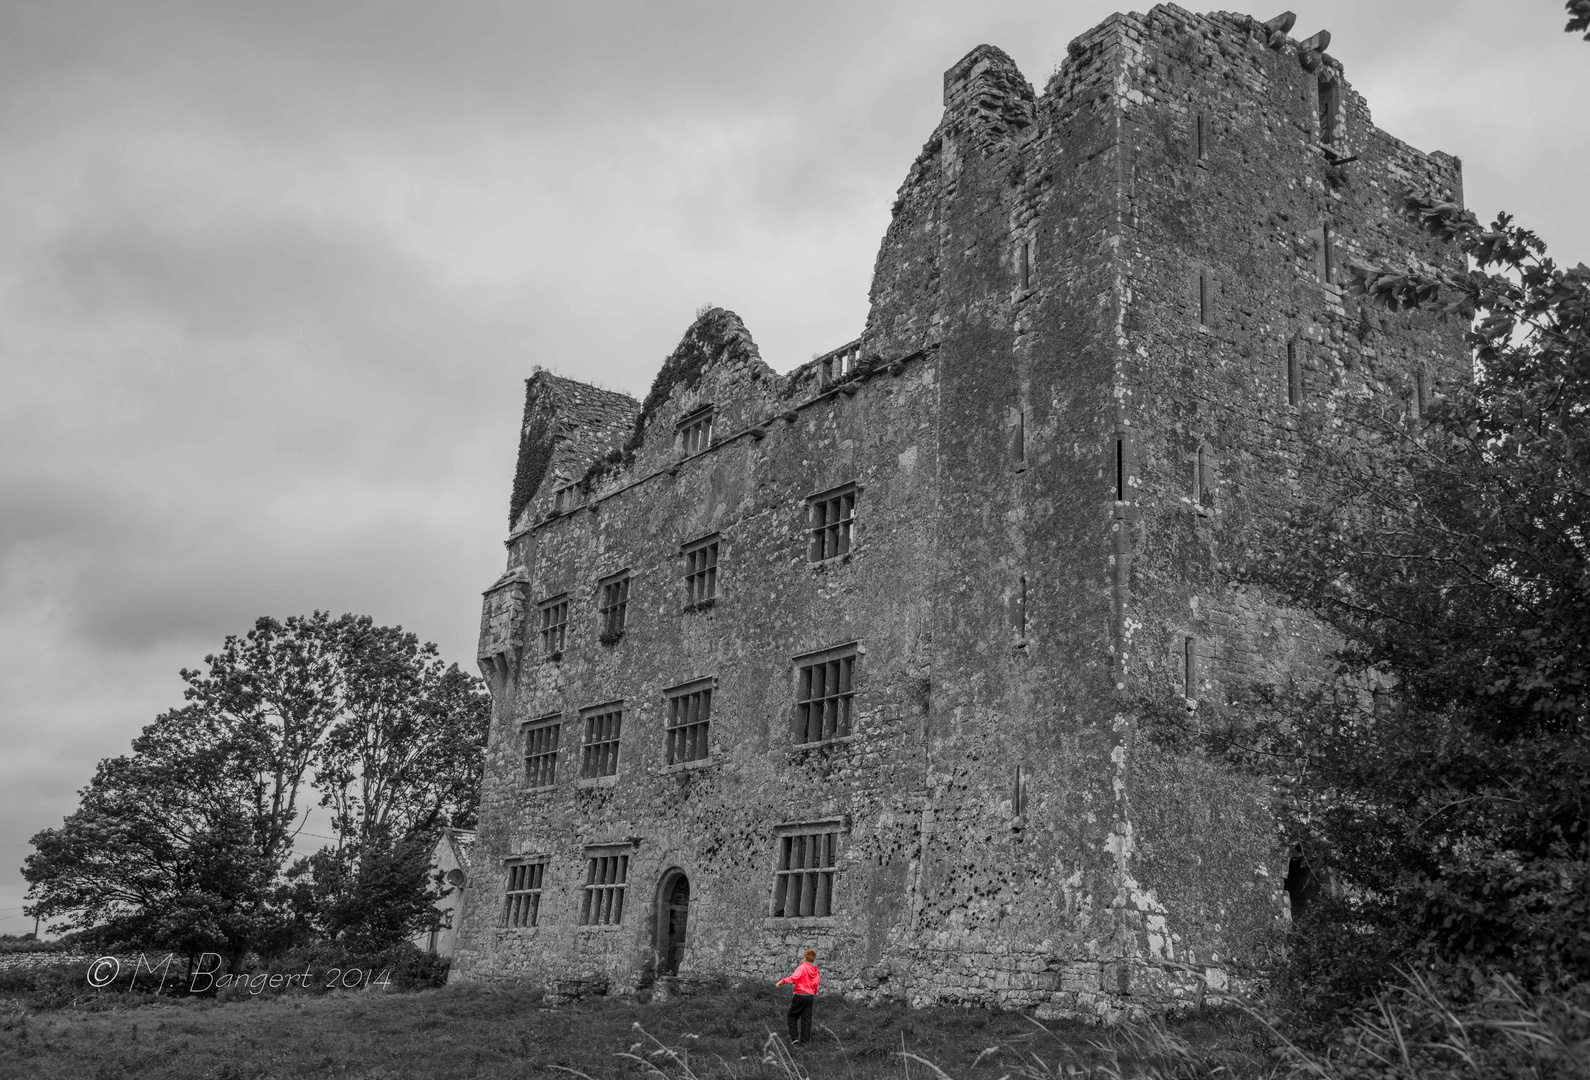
0, 978, 1275, 1079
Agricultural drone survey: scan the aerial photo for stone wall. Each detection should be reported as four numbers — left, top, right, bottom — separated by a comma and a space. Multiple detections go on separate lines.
452, 4, 1467, 1020
0, 951, 102, 971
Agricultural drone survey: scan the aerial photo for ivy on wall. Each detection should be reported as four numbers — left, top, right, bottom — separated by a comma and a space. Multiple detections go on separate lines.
507, 378, 558, 529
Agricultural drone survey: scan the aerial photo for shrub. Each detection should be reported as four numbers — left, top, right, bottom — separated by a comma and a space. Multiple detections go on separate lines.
244, 942, 448, 995
0, 937, 62, 955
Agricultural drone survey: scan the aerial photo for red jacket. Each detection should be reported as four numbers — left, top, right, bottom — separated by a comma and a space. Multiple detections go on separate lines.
778, 961, 820, 996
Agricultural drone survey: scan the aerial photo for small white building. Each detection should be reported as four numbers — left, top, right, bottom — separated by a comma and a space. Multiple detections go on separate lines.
416, 828, 475, 958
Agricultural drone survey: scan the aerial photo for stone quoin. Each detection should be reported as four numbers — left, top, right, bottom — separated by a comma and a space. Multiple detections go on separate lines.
451, 4, 1468, 1019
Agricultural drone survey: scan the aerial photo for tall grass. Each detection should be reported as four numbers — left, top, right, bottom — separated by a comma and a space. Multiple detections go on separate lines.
1, 962, 1582, 1080
1269, 971, 1590, 1080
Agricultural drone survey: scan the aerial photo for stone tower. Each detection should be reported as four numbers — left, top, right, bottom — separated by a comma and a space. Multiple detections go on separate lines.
453, 5, 1466, 1018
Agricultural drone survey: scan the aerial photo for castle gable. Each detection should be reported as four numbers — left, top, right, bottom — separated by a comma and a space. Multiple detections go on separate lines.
507, 372, 638, 533
587, 307, 781, 488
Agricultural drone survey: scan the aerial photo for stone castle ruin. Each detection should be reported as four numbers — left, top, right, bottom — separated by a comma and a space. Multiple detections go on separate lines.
452, 5, 1467, 1017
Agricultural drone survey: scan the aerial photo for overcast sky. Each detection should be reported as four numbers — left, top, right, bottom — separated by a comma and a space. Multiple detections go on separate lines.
1, 0, 1584, 934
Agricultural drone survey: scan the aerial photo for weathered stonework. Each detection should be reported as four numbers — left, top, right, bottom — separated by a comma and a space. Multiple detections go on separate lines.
452, 5, 1467, 1021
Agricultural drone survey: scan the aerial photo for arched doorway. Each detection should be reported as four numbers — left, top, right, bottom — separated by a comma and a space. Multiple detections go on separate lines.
658, 871, 690, 976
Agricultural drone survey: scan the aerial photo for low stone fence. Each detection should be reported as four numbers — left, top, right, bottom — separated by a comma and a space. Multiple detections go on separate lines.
0, 951, 101, 972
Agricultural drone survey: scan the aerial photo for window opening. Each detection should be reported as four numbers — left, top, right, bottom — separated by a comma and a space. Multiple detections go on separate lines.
1318, 74, 1341, 145
523, 716, 561, 788
1414, 368, 1427, 418
1195, 446, 1216, 509
1115, 439, 1125, 502
504, 860, 546, 928
678, 408, 714, 456
683, 535, 719, 605
1018, 238, 1032, 289
1321, 224, 1334, 284
807, 484, 857, 562
598, 571, 629, 636
665, 681, 713, 765
771, 829, 839, 919
1011, 406, 1026, 469
539, 595, 569, 657
822, 344, 859, 385
1184, 636, 1200, 702
794, 647, 856, 745
580, 703, 623, 778
1287, 340, 1303, 406
1011, 576, 1028, 637
580, 852, 629, 925
1198, 270, 1210, 325
1195, 112, 1208, 161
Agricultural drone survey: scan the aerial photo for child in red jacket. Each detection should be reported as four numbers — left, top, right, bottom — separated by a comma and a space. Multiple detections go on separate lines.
774, 949, 820, 1044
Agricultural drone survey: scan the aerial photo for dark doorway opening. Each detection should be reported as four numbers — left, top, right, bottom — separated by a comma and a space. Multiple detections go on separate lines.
660, 872, 689, 976
1284, 844, 1321, 919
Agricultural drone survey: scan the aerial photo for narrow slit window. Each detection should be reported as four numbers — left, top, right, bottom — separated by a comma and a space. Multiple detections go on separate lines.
1198, 270, 1210, 325
771, 829, 839, 919
1115, 439, 1125, 502
579, 852, 628, 925
1321, 224, 1334, 284
1196, 446, 1217, 509
1012, 406, 1026, 469
665, 681, 713, 765
807, 484, 857, 562
1011, 575, 1027, 637
1318, 74, 1341, 145
522, 717, 561, 788
1413, 368, 1428, 418
794, 647, 856, 745
1287, 340, 1303, 406
1184, 636, 1199, 701
503, 861, 546, 928
1195, 112, 1208, 161
580, 703, 623, 778
1018, 238, 1032, 289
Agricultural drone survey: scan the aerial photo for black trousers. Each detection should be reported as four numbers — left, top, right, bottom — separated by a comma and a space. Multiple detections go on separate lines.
787, 993, 815, 1042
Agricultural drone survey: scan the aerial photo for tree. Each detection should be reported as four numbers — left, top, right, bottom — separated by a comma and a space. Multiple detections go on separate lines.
24, 612, 489, 958
284, 834, 444, 950
23, 706, 290, 966
316, 618, 490, 853
24, 612, 348, 963
292, 616, 490, 948
178, 612, 345, 871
